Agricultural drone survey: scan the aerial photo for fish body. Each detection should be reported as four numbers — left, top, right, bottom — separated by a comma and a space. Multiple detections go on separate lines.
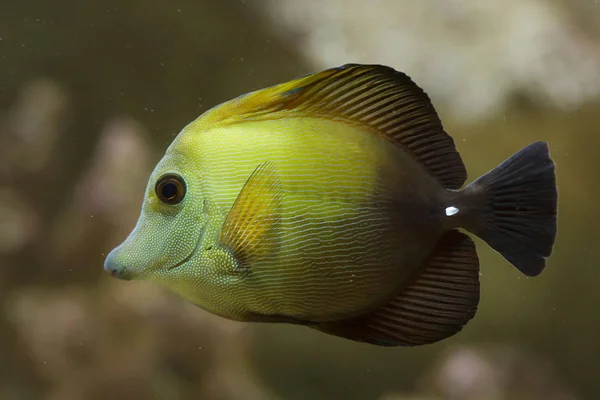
105, 64, 558, 346
165, 118, 444, 322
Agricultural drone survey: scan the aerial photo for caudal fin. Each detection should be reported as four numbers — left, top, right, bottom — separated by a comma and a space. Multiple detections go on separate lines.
461, 141, 557, 276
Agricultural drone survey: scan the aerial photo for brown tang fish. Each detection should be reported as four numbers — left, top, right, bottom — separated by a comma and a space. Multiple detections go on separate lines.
104, 64, 558, 346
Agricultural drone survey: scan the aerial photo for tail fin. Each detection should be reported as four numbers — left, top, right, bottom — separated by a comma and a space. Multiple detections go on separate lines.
460, 141, 557, 276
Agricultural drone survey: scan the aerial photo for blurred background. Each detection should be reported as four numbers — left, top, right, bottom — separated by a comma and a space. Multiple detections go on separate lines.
0, 0, 598, 399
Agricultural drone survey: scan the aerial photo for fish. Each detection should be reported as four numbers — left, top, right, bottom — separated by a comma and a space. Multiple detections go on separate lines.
103, 64, 558, 346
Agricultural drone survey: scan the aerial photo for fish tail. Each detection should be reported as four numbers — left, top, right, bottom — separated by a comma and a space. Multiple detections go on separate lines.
453, 141, 558, 277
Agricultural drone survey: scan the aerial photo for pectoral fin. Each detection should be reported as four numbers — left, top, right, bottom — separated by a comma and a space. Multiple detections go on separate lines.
218, 161, 283, 270
314, 230, 480, 346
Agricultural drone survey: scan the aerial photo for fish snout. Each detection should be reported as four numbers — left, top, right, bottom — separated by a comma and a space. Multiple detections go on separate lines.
103, 249, 132, 281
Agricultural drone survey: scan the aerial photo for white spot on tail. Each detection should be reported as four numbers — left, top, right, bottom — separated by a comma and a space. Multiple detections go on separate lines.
445, 206, 459, 216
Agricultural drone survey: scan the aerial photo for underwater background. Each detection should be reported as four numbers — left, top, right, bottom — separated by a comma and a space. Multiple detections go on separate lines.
0, 1, 598, 399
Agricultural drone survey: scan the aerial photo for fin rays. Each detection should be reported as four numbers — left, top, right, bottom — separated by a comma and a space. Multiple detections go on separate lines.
219, 161, 283, 270
314, 230, 480, 346
199, 64, 467, 189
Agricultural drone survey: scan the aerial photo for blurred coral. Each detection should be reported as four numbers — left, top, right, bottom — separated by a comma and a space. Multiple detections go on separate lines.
4, 283, 276, 400
265, 0, 600, 120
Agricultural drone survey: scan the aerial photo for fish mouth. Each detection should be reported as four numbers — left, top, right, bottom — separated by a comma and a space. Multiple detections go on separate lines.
167, 224, 206, 271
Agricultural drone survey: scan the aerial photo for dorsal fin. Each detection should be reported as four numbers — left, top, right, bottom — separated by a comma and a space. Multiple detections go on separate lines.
314, 230, 480, 346
200, 64, 467, 189
218, 161, 283, 270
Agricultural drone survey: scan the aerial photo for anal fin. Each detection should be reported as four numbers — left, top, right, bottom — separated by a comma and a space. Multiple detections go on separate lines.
314, 230, 480, 346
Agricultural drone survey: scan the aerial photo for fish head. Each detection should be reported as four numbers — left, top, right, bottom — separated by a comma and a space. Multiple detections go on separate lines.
104, 141, 208, 282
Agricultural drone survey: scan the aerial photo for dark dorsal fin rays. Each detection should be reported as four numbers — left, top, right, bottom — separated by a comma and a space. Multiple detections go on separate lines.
314, 230, 480, 346
218, 161, 283, 270
198, 64, 467, 189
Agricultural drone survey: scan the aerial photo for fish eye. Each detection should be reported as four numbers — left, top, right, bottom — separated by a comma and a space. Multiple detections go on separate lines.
155, 174, 186, 205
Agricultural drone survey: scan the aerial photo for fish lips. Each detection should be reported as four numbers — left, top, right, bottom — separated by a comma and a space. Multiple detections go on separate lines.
103, 248, 133, 281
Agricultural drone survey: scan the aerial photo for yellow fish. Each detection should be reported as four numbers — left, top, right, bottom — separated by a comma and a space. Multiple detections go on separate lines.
104, 64, 558, 346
